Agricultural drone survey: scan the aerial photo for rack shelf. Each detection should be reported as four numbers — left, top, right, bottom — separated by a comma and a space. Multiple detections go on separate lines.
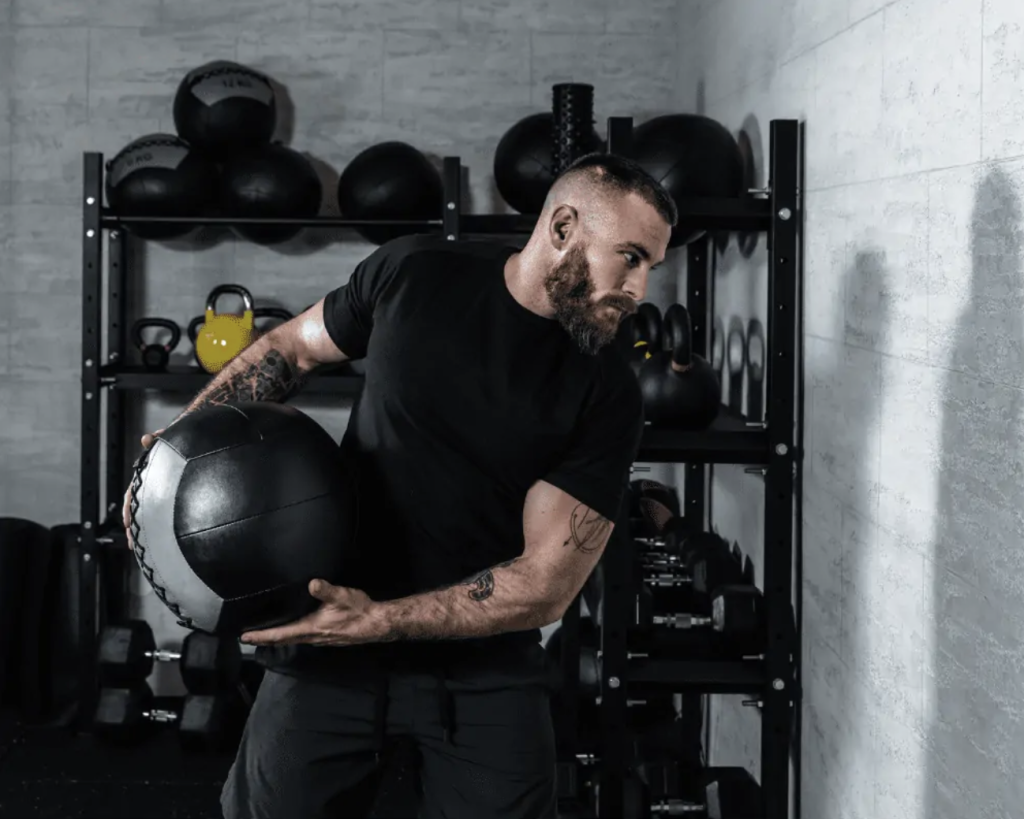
638, 410, 770, 465
79, 114, 802, 819
98, 196, 770, 234
101, 365, 365, 397
627, 659, 766, 694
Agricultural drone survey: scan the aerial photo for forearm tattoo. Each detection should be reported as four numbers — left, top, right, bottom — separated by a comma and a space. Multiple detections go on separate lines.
458, 557, 521, 602
190, 348, 309, 412
564, 504, 612, 554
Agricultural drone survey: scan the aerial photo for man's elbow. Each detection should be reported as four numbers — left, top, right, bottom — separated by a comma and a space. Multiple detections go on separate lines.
532, 585, 574, 627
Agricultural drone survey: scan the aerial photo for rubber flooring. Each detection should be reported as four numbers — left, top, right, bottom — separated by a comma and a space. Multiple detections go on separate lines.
0, 713, 419, 818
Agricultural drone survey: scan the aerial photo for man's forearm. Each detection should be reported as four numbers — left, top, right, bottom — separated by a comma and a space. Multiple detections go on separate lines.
176, 334, 310, 423
370, 557, 562, 642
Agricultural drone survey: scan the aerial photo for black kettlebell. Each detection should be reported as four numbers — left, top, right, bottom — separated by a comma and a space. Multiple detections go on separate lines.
637, 303, 721, 429
617, 302, 663, 377
187, 315, 203, 367
131, 318, 182, 372
253, 306, 294, 334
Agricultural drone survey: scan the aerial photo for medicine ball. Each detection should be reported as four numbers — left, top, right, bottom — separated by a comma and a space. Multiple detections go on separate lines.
128, 403, 357, 637
105, 134, 219, 241
220, 143, 323, 245
632, 114, 744, 247
493, 113, 600, 215
173, 60, 277, 158
337, 141, 443, 246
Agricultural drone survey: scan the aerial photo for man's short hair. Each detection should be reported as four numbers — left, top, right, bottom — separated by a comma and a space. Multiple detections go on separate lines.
553, 152, 678, 228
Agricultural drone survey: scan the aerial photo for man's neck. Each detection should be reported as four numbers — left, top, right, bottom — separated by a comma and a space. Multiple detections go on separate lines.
504, 249, 554, 319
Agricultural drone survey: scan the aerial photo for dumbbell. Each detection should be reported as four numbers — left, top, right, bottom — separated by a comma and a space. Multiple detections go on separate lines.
630, 481, 682, 537
640, 541, 742, 596
640, 520, 726, 560
638, 532, 743, 617
630, 480, 680, 517
643, 585, 763, 643
648, 767, 762, 818
92, 683, 240, 751
97, 620, 241, 694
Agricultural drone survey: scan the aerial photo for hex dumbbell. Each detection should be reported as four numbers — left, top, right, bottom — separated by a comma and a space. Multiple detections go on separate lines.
97, 620, 241, 694
648, 585, 763, 642
640, 540, 743, 597
91, 683, 240, 751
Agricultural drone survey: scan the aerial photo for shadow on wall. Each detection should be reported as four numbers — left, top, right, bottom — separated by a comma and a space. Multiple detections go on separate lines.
925, 167, 1024, 816
801, 249, 889, 819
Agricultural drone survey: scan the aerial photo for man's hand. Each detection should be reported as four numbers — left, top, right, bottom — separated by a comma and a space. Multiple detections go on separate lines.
239, 580, 380, 647
122, 428, 164, 550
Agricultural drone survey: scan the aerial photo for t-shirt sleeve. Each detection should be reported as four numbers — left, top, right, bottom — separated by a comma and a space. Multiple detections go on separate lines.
322, 237, 412, 360
542, 358, 645, 521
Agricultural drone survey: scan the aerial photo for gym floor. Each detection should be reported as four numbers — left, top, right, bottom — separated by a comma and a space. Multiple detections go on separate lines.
0, 712, 418, 819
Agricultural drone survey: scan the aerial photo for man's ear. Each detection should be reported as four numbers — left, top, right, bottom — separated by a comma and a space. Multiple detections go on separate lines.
548, 204, 578, 248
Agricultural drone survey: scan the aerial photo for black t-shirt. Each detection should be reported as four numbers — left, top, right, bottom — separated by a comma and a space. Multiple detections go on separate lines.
257, 233, 644, 678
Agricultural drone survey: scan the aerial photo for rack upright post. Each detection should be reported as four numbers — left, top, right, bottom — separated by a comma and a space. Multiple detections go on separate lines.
78, 153, 105, 723
761, 118, 801, 819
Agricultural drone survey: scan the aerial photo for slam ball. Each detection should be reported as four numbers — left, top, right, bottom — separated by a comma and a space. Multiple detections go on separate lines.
632, 114, 744, 247
337, 141, 443, 245
173, 60, 277, 158
128, 403, 358, 637
105, 133, 219, 241
493, 112, 601, 215
219, 143, 323, 245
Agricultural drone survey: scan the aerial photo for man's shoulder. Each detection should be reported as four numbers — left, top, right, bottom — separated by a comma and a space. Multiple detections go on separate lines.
594, 343, 644, 411
375, 233, 515, 267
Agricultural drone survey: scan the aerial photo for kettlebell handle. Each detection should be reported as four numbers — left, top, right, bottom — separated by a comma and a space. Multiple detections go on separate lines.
187, 315, 204, 345
663, 304, 693, 369
131, 318, 182, 352
253, 307, 295, 322
206, 284, 254, 314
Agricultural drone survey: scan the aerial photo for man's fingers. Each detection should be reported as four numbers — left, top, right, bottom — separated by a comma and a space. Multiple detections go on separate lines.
140, 428, 166, 449
241, 626, 294, 645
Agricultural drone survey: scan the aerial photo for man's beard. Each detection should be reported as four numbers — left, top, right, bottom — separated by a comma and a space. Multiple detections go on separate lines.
543, 244, 635, 355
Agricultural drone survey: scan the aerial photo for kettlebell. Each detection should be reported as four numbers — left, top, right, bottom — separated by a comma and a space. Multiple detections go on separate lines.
253, 307, 294, 334
637, 303, 721, 429
190, 285, 256, 374
131, 318, 182, 372
617, 302, 663, 377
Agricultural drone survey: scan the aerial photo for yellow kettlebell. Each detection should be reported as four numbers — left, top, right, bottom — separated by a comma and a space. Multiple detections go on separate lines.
193, 285, 255, 374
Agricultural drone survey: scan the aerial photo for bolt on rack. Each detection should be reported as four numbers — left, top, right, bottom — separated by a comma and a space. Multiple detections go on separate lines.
78, 116, 803, 818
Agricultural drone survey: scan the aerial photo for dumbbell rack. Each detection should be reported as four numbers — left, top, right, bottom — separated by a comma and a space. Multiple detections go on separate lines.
570, 119, 802, 819
77, 117, 803, 816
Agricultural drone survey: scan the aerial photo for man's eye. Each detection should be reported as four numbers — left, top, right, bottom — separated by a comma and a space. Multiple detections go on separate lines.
624, 253, 639, 267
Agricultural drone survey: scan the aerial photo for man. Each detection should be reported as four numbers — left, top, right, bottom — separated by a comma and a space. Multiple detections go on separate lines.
124, 152, 676, 819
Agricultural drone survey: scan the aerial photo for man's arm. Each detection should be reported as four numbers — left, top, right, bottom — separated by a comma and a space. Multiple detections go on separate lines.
172, 300, 349, 422
369, 480, 614, 641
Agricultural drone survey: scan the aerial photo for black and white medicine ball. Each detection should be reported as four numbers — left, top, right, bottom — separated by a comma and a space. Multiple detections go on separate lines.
128, 403, 358, 637
105, 133, 219, 240
173, 60, 277, 158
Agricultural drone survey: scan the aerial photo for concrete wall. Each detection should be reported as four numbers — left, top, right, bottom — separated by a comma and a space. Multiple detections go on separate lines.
0, 2, 682, 683
681, 0, 1024, 817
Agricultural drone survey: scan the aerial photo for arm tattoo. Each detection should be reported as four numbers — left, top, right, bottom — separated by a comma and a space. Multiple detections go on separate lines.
457, 557, 521, 603
563, 505, 612, 554
189, 348, 309, 412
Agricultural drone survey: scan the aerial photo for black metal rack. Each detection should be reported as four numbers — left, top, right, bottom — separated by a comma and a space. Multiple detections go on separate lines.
587, 118, 803, 819
78, 116, 802, 818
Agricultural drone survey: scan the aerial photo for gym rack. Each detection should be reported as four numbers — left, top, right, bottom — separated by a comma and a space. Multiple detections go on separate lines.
77, 116, 803, 818
554, 119, 802, 818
